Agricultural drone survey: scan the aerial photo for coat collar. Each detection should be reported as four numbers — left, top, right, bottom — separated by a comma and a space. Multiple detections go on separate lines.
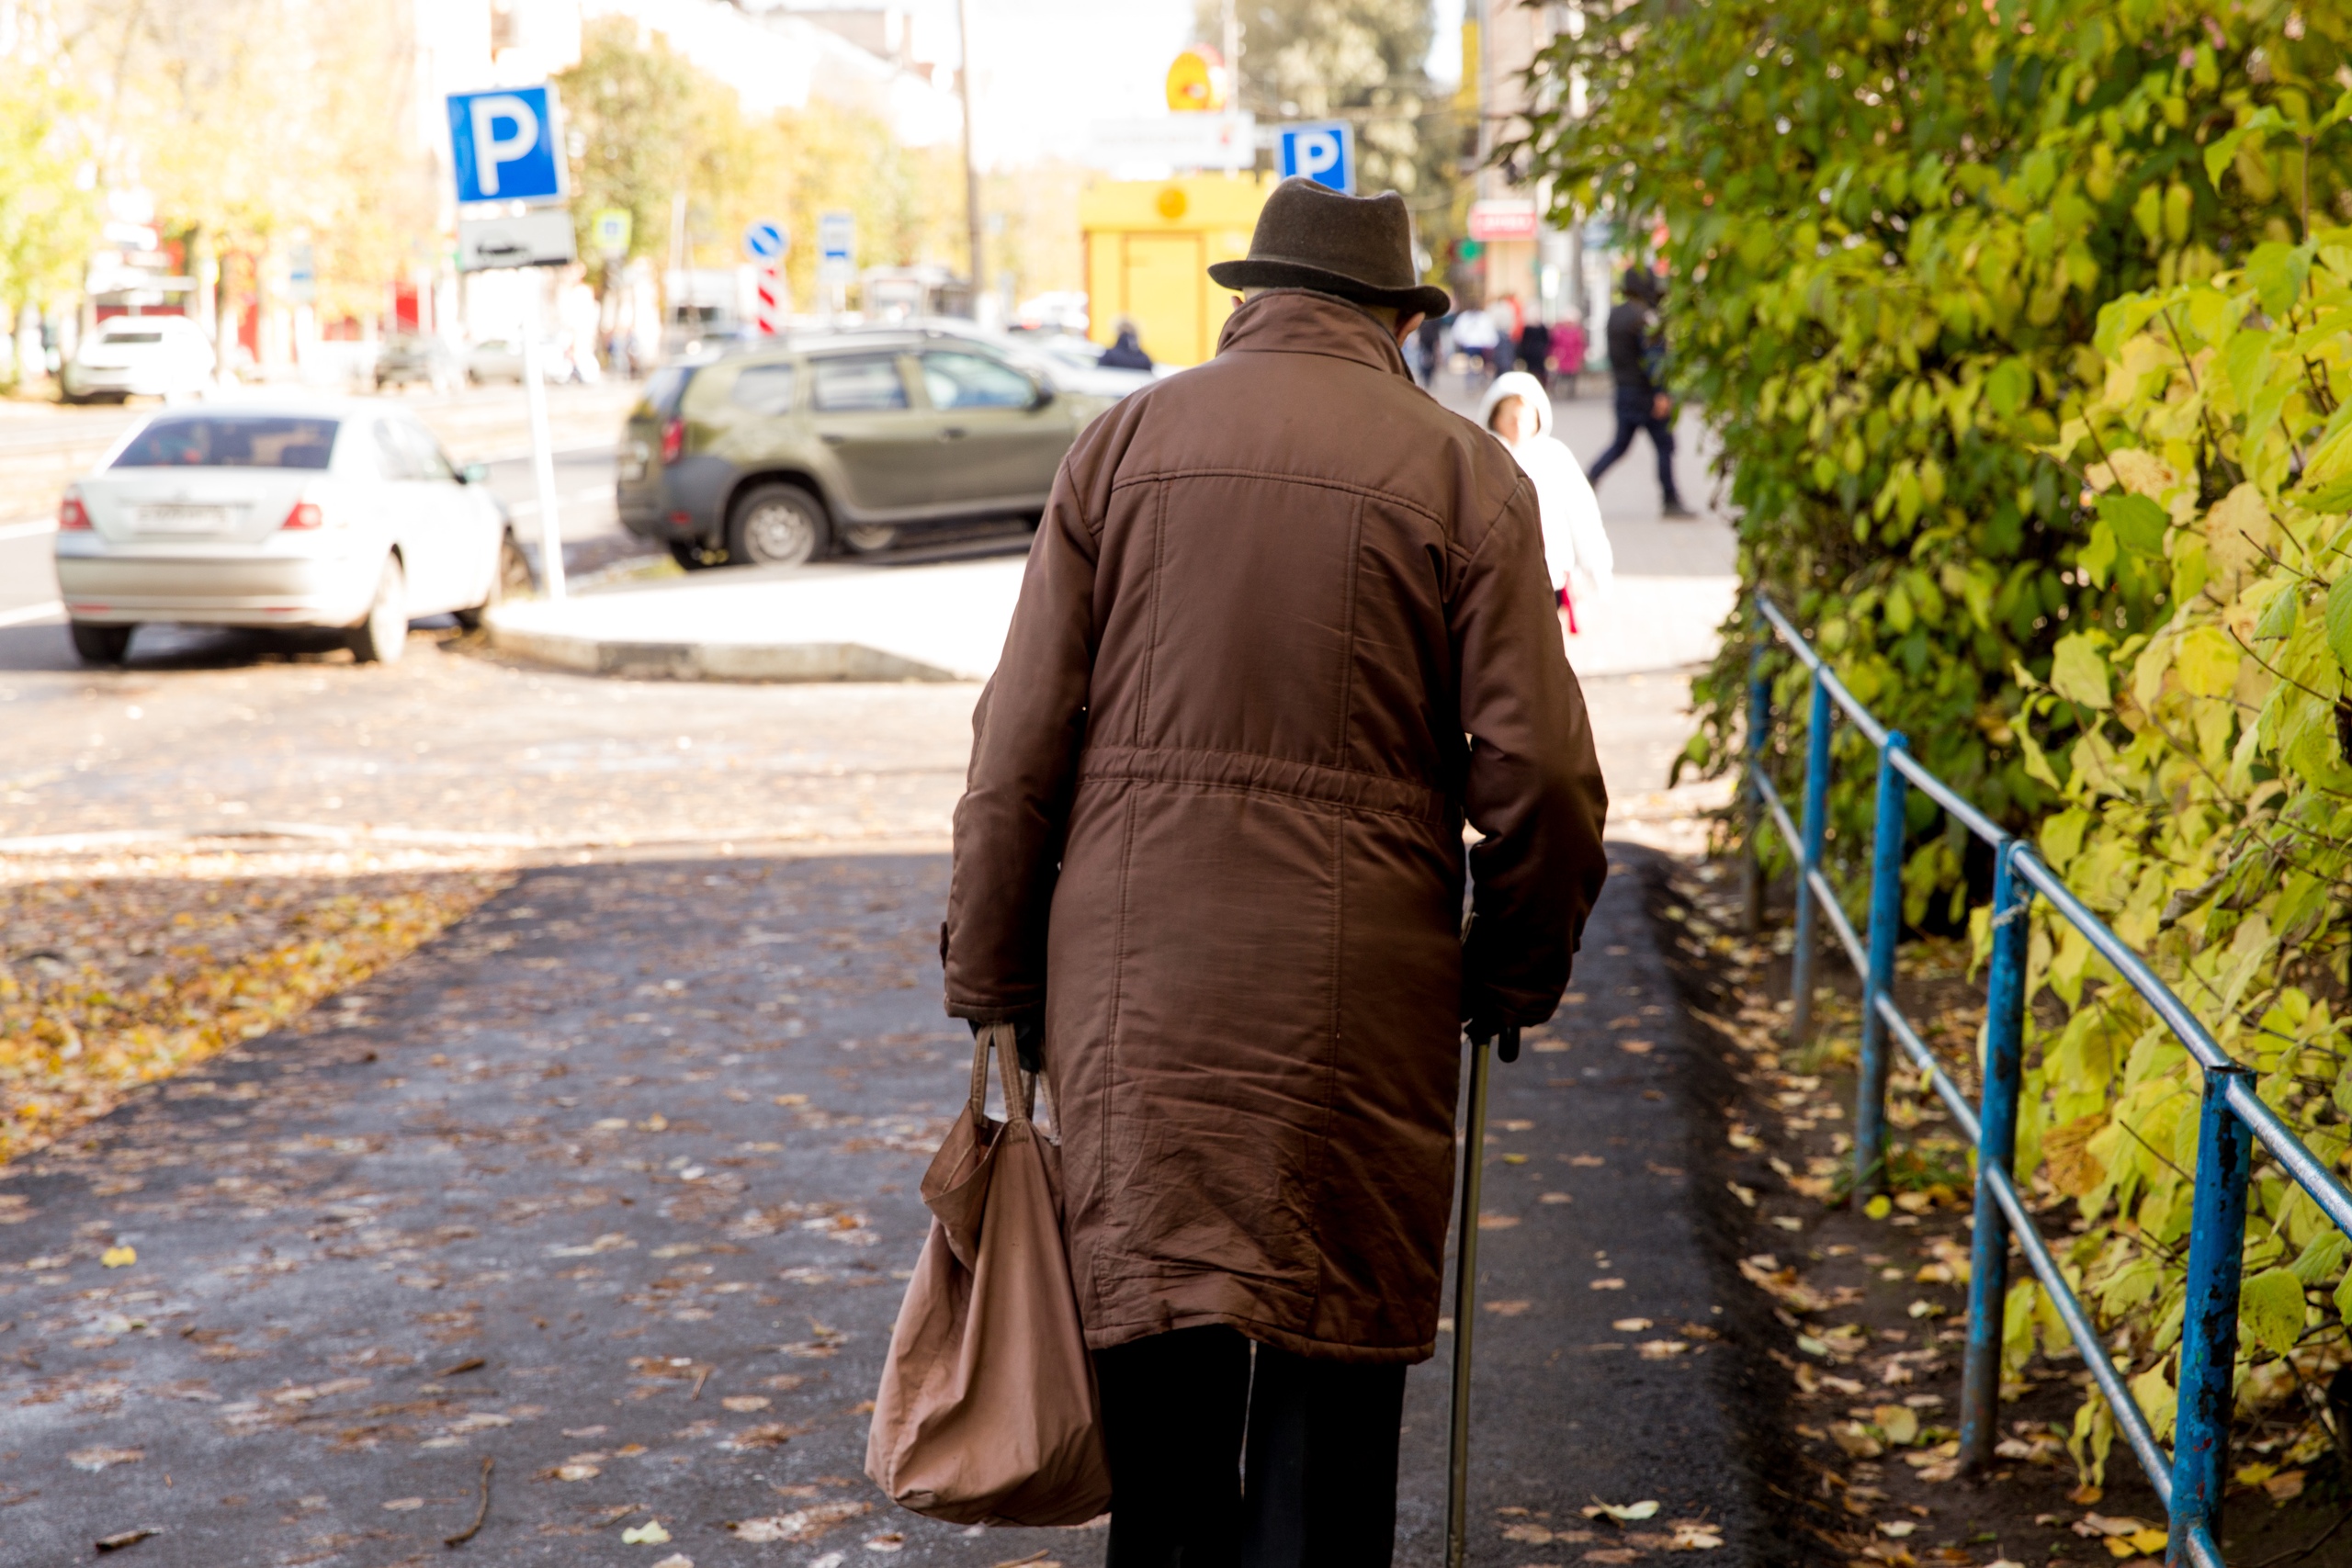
1215, 289, 1410, 379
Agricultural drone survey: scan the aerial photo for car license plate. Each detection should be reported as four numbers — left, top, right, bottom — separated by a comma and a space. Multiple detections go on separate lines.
136, 503, 234, 533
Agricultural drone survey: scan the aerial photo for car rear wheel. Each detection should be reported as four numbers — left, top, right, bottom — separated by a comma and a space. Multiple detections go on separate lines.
728, 483, 828, 568
840, 522, 899, 554
454, 534, 535, 629
348, 556, 410, 664
69, 622, 135, 666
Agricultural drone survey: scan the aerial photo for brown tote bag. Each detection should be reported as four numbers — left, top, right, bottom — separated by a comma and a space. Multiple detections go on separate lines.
864, 1022, 1112, 1527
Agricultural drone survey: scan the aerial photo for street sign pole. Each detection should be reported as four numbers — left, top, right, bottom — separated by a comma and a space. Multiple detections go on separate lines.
521, 284, 565, 600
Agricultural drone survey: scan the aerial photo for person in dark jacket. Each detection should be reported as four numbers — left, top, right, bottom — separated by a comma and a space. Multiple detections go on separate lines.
1515, 316, 1553, 390
1098, 321, 1153, 371
1584, 266, 1694, 518
943, 178, 1610, 1568
1414, 312, 1445, 388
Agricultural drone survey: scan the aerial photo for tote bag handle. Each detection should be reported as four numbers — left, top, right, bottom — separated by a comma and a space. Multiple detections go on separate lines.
967, 1021, 1036, 1126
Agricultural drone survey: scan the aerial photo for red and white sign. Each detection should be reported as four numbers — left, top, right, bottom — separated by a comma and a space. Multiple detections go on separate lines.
756, 263, 786, 335
1467, 198, 1540, 243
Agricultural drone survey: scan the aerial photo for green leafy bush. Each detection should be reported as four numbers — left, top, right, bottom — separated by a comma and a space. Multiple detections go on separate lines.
1521, 0, 2352, 913
2018, 233, 2352, 1483
1520, 0, 2352, 1473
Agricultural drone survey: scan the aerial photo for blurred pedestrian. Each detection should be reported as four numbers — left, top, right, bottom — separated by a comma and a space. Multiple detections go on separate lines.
1415, 313, 1445, 389
1553, 316, 1588, 397
1515, 315, 1553, 391
1479, 370, 1611, 633
1449, 303, 1499, 385
943, 177, 1609, 1568
1100, 320, 1153, 371
1585, 266, 1693, 519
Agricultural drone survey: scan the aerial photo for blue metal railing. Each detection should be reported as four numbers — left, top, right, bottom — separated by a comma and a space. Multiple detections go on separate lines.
1745, 593, 2352, 1568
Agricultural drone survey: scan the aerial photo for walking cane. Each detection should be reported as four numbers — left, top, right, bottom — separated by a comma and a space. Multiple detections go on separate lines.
1445, 1022, 1520, 1568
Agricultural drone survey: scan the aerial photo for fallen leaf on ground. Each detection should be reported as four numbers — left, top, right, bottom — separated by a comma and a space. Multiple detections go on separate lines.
1872, 1404, 1919, 1445
1582, 1499, 1659, 1523
94, 1529, 159, 1552
1589, 1278, 1625, 1291
1620, 1040, 1654, 1054
69, 1449, 142, 1472
1485, 1300, 1532, 1316
1581, 1550, 1638, 1564
1477, 1213, 1521, 1230
728, 1502, 872, 1543
650, 1557, 693, 1568
1541, 1191, 1572, 1204
1500, 1522, 1554, 1543
2261, 1469, 2305, 1503
1638, 1339, 1690, 1359
382, 1498, 424, 1511
1878, 1520, 1916, 1538
1612, 1318, 1653, 1332
865, 1533, 905, 1551
554, 1464, 602, 1482
620, 1520, 671, 1544
1668, 1520, 1725, 1550
721, 1395, 771, 1412
101, 1246, 136, 1268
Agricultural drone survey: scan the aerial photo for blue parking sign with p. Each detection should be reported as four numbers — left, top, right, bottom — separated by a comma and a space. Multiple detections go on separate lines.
1277, 122, 1354, 194
447, 85, 565, 205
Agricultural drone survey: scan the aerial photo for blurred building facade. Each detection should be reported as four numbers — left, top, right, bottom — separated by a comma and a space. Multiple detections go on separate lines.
1463, 0, 1609, 353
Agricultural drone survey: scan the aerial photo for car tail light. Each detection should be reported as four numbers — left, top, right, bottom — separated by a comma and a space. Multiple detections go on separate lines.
660, 418, 685, 464
58, 492, 91, 530
281, 499, 325, 530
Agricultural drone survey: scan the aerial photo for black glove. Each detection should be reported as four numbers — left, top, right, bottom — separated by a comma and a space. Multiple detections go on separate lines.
970, 1015, 1044, 1075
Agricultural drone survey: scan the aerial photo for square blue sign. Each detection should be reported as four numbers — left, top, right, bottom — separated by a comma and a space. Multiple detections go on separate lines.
1276, 121, 1354, 194
447, 85, 566, 206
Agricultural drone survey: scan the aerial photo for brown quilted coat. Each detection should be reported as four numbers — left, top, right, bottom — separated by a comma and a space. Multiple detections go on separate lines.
943, 290, 1610, 1363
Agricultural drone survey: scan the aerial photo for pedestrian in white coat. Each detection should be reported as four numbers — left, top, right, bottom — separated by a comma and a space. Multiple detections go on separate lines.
1477, 370, 1613, 630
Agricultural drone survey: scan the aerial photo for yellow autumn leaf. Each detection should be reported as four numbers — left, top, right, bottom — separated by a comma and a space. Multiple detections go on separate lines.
102, 1246, 136, 1268
2173, 625, 2242, 698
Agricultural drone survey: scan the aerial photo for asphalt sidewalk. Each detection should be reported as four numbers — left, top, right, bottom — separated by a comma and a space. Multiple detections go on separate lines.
0, 844, 1772, 1567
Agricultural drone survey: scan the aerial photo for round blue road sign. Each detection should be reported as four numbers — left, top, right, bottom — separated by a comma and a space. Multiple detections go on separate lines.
745, 220, 787, 262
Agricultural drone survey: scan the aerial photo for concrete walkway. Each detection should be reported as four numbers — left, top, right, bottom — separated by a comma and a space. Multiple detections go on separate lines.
0, 846, 1771, 1567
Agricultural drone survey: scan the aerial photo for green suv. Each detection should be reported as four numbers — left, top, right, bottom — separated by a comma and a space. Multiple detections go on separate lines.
616, 327, 1121, 568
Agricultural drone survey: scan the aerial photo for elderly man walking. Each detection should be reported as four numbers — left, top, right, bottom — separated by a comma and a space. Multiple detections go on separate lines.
943, 177, 1611, 1567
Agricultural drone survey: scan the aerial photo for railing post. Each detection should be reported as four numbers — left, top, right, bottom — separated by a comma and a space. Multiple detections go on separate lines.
1960, 841, 2030, 1473
1743, 640, 1770, 938
2168, 1066, 2254, 1567
1788, 675, 1834, 1043
1851, 732, 1909, 1193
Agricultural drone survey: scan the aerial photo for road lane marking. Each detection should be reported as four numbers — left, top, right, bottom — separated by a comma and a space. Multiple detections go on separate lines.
0, 599, 64, 627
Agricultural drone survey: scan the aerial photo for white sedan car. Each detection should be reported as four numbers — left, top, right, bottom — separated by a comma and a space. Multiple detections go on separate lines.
53, 401, 535, 666
61, 315, 217, 402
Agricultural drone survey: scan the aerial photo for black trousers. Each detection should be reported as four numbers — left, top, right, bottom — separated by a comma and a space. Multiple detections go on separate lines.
1586, 389, 1683, 504
1095, 1325, 1408, 1568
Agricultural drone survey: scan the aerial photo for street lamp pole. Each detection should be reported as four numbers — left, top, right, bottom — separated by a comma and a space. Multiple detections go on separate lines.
956, 0, 984, 315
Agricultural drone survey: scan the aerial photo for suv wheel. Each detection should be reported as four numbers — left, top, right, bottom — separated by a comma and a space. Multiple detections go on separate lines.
728, 482, 828, 567
69, 622, 135, 665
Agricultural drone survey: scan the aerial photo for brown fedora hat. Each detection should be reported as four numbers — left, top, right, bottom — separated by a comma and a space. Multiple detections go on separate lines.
1209, 177, 1452, 319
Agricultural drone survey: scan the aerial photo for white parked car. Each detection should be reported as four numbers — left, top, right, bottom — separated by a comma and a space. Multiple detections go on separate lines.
52, 401, 536, 666
464, 339, 526, 384
61, 315, 216, 402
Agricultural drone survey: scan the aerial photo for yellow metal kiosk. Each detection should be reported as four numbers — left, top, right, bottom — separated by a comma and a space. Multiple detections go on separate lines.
1080, 174, 1272, 368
